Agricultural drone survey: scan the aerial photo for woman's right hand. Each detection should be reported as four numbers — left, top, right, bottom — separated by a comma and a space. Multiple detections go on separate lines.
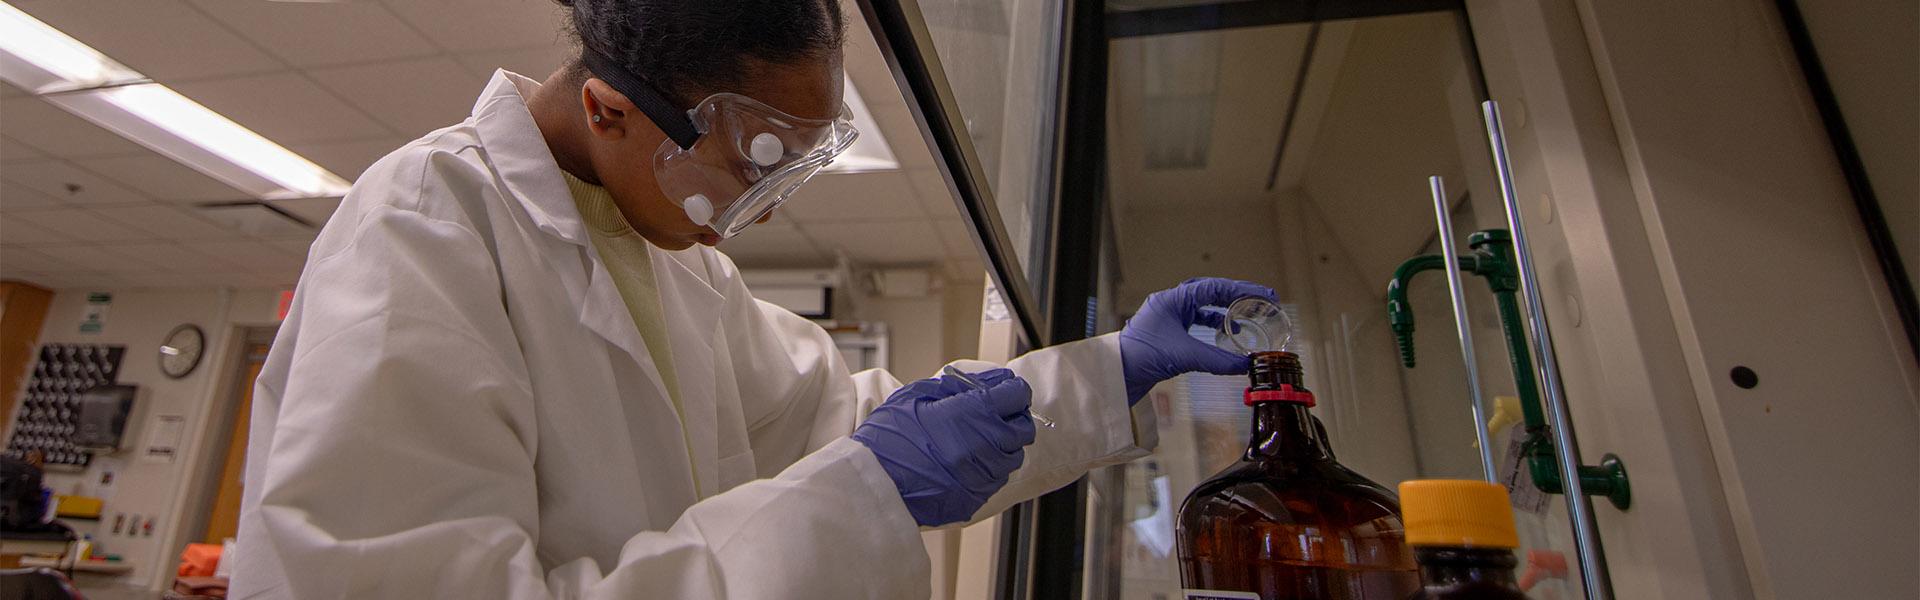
851, 368, 1037, 527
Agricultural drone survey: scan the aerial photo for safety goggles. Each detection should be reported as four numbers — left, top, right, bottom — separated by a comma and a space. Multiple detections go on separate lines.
584, 50, 858, 239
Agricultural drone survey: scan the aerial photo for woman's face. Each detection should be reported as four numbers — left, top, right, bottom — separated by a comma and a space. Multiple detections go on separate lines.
588, 53, 845, 251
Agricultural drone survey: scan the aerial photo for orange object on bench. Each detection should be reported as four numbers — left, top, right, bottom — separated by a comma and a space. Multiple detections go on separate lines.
177, 543, 222, 577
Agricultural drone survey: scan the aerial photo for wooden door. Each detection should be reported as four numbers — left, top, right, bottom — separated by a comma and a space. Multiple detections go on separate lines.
202, 344, 268, 543
0, 281, 53, 431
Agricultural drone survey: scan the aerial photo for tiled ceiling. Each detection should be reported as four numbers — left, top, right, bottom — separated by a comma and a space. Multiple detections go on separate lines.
0, 0, 979, 291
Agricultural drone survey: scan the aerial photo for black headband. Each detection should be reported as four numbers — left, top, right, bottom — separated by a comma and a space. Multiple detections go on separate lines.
582, 48, 702, 149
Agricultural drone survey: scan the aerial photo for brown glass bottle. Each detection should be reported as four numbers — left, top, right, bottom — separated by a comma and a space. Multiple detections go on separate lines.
1175, 352, 1418, 600
1400, 480, 1531, 600
1407, 548, 1530, 600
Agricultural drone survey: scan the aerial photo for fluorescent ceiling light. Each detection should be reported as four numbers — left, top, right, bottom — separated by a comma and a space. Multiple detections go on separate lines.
0, 1, 351, 199
0, 2, 143, 92
827, 78, 899, 173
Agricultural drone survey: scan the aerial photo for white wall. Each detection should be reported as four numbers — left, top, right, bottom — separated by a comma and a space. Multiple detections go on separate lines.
1113, 201, 1286, 313
1796, 0, 1919, 287
853, 271, 985, 380
1570, 1, 1919, 595
1280, 194, 1421, 485
941, 275, 985, 364
6, 287, 281, 590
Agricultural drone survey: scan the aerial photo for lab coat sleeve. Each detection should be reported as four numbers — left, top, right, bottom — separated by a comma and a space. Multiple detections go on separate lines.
714, 252, 1157, 528
961, 333, 1161, 523
235, 197, 927, 599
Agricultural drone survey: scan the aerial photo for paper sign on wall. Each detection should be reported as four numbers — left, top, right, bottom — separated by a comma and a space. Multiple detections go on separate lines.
142, 414, 186, 463
92, 456, 124, 502
982, 282, 1010, 323
79, 292, 112, 333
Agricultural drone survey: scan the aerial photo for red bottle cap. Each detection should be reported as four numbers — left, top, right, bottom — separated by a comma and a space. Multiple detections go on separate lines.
1244, 385, 1315, 407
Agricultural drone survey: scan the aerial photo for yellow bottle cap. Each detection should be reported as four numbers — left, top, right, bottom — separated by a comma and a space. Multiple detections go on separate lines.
1399, 479, 1521, 549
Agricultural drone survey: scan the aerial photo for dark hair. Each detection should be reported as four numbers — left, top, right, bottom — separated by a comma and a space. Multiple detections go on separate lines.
557, 0, 845, 106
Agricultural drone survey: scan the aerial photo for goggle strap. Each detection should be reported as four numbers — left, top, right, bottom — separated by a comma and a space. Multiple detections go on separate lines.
582, 48, 701, 149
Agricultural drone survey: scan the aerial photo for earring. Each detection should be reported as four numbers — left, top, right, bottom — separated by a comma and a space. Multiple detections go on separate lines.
592, 114, 603, 123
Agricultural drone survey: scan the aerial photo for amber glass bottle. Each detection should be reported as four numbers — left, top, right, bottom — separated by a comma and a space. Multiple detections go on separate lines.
1401, 480, 1532, 600
1175, 351, 1418, 600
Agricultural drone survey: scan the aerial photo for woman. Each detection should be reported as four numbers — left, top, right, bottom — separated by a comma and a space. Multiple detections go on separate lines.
229, 0, 1271, 597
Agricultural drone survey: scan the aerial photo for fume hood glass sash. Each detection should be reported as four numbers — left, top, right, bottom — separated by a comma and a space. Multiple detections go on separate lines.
855, 0, 1071, 349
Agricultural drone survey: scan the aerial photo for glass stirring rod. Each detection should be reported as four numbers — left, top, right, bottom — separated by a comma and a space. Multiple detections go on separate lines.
942, 365, 1058, 429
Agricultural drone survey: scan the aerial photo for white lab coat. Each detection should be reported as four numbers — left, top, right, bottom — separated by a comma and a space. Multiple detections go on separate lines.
228, 70, 1159, 599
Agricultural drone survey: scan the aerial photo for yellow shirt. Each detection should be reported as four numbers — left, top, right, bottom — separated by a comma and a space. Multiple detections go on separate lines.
562, 173, 685, 411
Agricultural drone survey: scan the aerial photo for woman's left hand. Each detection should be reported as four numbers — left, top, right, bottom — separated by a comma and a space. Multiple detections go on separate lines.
1118, 277, 1279, 405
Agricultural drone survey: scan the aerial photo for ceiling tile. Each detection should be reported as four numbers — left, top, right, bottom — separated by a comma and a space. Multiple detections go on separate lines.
23, 243, 158, 273
190, 0, 438, 68
5, 270, 121, 291
71, 272, 136, 289
90, 204, 243, 242
715, 222, 828, 268
189, 267, 293, 289
455, 45, 575, 81
908, 169, 962, 218
191, 269, 257, 288
932, 218, 979, 260
941, 258, 986, 281
1, 137, 47, 163
182, 240, 304, 272
1, 183, 67, 211
844, 13, 908, 113
269, 238, 316, 259
0, 97, 150, 159
75, 155, 249, 202
872, 104, 935, 169
381, 0, 569, 52
0, 212, 73, 245
781, 172, 928, 223
271, 198, 343, 228
2, 160, 152, 205
170, 73, 394, 144
14, 0, 284, 82
246, 268, 301, 288
289, 137, 409, 181
117, 270, 220, 290
797, 220, 948, 265
0, 246, 79, 274
308, 57, 488, 138
6, 208, 152, 243
98, 242, 243, 273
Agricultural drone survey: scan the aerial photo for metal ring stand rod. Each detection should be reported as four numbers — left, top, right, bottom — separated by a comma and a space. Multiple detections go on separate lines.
1481, 100, 1615, 600
1428, 175, 1498, 482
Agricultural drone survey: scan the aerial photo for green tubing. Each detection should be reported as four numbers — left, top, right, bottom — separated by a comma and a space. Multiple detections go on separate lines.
1387, 255, 1441, 368
1386, 254, 1477, 368
1493, 292, 1547, 428
1526, 446, 1633, 511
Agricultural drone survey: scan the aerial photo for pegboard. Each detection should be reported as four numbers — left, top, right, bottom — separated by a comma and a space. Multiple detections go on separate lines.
5, 344, 127, 468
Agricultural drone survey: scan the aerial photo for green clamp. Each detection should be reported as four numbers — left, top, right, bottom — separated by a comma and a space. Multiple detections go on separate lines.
1523, 434, 1631, 510
1389, 229, 1631, 511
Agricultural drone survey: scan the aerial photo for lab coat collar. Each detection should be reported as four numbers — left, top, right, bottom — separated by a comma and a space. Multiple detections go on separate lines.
471, 69, 588, 246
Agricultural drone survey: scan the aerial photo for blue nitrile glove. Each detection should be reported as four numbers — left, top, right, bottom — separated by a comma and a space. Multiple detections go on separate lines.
1119, 277, 1279, 405
852, 368, 1037, 527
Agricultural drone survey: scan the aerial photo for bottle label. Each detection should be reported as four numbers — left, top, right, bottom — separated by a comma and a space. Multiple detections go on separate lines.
1182, 591, 1260, 600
